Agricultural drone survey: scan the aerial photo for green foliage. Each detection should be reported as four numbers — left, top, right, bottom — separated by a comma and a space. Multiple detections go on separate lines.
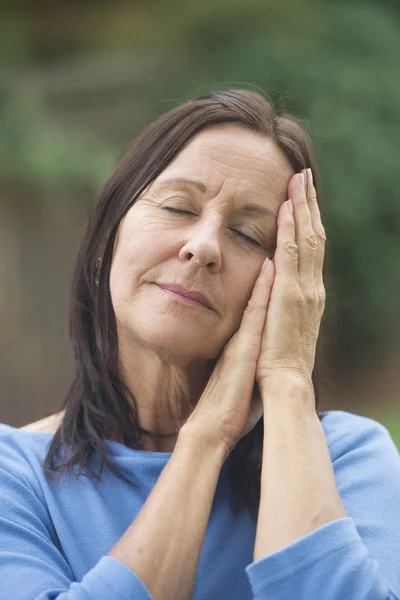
1, 0, 399, 367
372, 409, 400, 450
0, 94, 119, 193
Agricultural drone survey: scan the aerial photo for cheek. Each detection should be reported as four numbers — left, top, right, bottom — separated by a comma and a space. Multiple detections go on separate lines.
225, 270, 259, 328
112, 224, 163, 276
118, 209, 173, 265
110, 224, 170, 312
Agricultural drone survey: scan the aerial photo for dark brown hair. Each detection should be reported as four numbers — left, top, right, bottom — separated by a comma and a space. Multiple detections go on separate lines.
43, 89, 328, 521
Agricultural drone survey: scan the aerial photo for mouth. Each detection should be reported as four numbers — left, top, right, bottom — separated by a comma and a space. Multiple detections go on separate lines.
157, 284, 214, 311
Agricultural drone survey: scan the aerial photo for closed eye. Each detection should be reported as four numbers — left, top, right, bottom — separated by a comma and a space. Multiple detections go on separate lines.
164, 207, 193, 215
162, 207, 261, 246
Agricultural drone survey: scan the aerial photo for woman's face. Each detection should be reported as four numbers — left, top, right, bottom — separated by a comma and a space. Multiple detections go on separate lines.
110, 124, 293, 361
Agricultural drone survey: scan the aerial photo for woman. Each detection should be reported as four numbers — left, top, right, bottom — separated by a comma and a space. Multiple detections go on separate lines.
1, 89, 400, 600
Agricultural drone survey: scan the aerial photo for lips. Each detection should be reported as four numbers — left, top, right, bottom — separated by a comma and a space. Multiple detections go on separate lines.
157, 283, 214, 310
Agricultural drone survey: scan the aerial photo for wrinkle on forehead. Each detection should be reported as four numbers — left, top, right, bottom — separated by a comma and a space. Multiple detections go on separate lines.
193, 137, 290, 178
198, 151, 284, 188
162, 162, 290, 211
167, 131, 292, 200
142, 126, 294, 211
205, 164, 286, 204
188, 126, 292, 168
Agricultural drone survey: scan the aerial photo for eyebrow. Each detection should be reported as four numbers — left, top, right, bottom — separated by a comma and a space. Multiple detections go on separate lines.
157, 177, 276, 218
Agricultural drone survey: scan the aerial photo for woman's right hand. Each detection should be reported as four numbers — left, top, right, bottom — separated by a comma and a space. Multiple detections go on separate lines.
183, 256, 275, 461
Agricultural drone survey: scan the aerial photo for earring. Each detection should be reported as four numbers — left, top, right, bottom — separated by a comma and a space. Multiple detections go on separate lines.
95, 257, 102, 287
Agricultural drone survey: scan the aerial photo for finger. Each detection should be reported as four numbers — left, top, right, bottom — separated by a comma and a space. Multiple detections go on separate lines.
287, 172, 318, 288
273, 197, 299, 282
235, 257, 275, 359
306, 168, 326, 288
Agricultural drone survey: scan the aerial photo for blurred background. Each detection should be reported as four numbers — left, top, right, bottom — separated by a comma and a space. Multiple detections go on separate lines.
1, 0, 399, 445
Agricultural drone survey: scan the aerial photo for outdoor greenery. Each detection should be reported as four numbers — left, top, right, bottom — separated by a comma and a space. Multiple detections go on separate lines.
372, 409, 400, 449
1, 0, 399, 382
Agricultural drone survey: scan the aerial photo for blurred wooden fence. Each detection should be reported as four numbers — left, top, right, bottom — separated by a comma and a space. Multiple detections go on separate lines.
0, 183, 95, 426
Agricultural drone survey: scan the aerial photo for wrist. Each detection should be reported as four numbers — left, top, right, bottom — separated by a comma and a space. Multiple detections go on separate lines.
178, 421, 231, 465
259, 373, 315, 411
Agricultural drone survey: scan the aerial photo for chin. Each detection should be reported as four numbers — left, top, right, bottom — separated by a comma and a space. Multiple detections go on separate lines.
127, 319, 223, 361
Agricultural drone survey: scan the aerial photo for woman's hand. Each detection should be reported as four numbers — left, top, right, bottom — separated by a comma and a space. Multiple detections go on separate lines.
255, 168, 326, 393
184, 168, 325, 459
184, 253, 275, 460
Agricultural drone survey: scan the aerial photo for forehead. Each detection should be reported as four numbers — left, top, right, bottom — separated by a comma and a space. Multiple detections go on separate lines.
154, 124, 294, 205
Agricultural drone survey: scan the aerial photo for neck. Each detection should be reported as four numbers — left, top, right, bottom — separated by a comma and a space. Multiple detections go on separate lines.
116, 333, 217, 450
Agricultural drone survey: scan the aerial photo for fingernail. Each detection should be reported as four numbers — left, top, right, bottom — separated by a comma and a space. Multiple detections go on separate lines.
298, 173, 305, 189
307, 168, 313, 185
287, 199, 293, 214
262, 257, 269, 271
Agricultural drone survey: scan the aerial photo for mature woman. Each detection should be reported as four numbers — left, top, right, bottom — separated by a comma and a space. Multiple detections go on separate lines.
1, 89, 400, 600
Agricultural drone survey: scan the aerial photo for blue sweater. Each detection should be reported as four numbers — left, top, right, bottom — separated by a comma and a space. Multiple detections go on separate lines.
0, 410, 400, 600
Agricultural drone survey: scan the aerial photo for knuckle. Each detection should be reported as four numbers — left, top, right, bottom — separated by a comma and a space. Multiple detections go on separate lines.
305, 291, 318, 306
285, 286, 303, 306
305, 232, 318, 250
283, 241, 298, 256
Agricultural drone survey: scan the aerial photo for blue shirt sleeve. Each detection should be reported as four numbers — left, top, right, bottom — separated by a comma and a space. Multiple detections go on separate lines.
0, 446, 153, 600
245, 414, 400, 599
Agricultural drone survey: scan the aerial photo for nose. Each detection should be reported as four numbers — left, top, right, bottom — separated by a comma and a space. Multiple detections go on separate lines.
178, 216, 223, 273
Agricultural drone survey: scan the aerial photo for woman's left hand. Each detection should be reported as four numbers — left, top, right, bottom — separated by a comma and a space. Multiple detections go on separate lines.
255, 168, 327, 394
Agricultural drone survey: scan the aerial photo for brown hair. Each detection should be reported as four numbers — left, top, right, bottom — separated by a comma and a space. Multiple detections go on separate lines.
43, 89, 328, 520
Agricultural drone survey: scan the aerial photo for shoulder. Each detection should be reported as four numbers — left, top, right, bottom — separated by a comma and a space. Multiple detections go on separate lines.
19, 410, 65, 434
320, 409, 400, 518
0, 410, 64, 470
319, 410, 400, 593
319, 409, 397, 462
0, 415, 62, 488
0, 424, 62, 564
